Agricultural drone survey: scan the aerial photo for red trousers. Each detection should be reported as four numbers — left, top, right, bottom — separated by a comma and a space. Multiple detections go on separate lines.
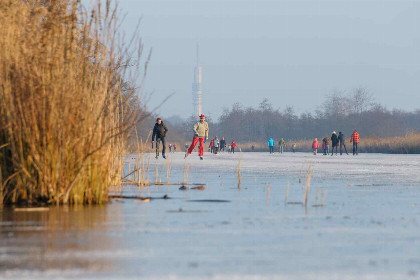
188, 137, 204, 156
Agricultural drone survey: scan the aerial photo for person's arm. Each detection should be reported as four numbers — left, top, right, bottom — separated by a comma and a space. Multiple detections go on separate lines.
205, 123, 209, 139
164, 124, 168, 134
151, 127, 156, 141
193, 123, 199, 135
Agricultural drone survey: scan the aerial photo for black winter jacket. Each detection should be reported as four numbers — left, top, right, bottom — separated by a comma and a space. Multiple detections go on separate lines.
152, 122, 168, 140
338, 133, 345, 143
331, 134, 339, 146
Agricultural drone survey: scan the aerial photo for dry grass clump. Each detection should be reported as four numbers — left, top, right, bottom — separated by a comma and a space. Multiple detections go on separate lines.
0, 0, 144, 207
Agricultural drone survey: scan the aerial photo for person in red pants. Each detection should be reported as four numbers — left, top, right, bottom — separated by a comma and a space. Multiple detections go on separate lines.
185, 114, 209, 160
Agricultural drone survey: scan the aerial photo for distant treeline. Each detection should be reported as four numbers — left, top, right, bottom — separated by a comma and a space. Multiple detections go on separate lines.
191, 88, 420, 142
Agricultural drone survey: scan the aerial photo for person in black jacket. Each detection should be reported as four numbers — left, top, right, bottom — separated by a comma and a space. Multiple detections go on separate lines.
331, 131, 339, 156
338, 131, 349, 155
152, 117, 168, 159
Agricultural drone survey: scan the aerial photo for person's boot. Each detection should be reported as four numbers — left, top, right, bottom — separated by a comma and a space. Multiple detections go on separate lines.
163, 154, 166, 159
200, 156, 204, 160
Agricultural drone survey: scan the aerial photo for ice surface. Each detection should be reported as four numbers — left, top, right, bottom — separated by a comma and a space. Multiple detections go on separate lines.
2, 152, 420, 280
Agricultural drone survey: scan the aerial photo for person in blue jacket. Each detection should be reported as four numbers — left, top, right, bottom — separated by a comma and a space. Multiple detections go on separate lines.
267, 138, 275, 154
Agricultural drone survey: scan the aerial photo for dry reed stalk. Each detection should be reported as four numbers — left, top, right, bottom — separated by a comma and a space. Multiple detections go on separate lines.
238, 148, 242, 189
284, 181, 290, 204
0, 1, 147, 206
302, 164, 313, 207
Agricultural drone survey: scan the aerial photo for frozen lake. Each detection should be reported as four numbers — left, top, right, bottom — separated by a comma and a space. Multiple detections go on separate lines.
1, 152, 420, 279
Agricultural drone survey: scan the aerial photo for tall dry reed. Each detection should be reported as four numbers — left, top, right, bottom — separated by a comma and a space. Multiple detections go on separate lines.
0, 0, 145, 206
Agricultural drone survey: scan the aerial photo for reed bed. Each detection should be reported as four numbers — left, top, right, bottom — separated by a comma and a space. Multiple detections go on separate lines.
0, 1, 144, 207
237, 132, 420, 154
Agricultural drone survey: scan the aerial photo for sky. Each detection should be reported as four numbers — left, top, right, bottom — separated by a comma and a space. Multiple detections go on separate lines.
108, 0, 420, 120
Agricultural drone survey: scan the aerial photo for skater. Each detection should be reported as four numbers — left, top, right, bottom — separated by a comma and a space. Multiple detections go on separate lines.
185, 143, 189, 151
251, 145, 255, 152
173, 143, 177, 152
169, 144, 172, 153
312, 138, 319, 155
267, 138, 275, 154
338, 132, 349, 155
350, 130, 360, 155
331, 131, 339, 156
185, 114, 209, 160
213, 136, 220, 154
210, 138, 214, 154
220, 137, 226, 152
322, 136, 330, 155
228, 144, 232, 153
279, 138, 285, 154
151, 117, 168, 159
292, 143, 296, 153
230, 140, 237, 154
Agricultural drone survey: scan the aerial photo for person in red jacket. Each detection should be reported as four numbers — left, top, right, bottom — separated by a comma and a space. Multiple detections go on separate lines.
312, 138, 319, 155
230, 141, 237, 154
350, 130, 360, 155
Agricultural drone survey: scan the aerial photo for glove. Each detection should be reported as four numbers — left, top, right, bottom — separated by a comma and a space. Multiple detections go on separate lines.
151, 141, 154, 149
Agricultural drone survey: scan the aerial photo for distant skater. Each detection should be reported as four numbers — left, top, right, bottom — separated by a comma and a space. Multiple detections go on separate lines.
213, 136, 220, 154
185, 114, 209, 160
169, 144, 172, 153
151, 117, 168, 159
331, 131, 339, 156
350, 130, 360, 155
230, 141, 237, 154
322, 136, 330, 155
292, 143, 296, 153
267, 138, 275, 154
220, 137, 226, 152
279, 138, 285, 154
312, 138, 319, 155
338, 132, 349, 155
173, 144, 177, 152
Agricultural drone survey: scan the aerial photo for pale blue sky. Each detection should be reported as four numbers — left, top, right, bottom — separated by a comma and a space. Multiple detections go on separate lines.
110, 0, 420, 119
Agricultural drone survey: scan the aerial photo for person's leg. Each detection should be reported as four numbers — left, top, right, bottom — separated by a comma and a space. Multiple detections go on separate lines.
155, 138, 160, 158
344, 143, 348, 155
161, 137, 166, 157
232, 147, 235, 154
198, 137, 204, 156
340, 143, 343, 155
187, 137, 199, 154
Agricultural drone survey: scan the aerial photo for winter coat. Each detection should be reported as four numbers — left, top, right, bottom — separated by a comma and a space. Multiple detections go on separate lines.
220, 139, 226, 148
312, 141, 319, 149
350, 131, 360, 143
338, 133, 345, 143
231, 142, 237, 148
214, 139, 219, 148
152, 122, 168, 140
267, 138, 275, 147
279, 139, 285, 146
193, 121, 209, 138
323, 137, 331, 145
331, 133, 339, 146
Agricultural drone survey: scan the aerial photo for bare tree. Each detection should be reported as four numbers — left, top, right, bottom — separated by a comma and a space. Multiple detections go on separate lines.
350, 87, 374, 115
